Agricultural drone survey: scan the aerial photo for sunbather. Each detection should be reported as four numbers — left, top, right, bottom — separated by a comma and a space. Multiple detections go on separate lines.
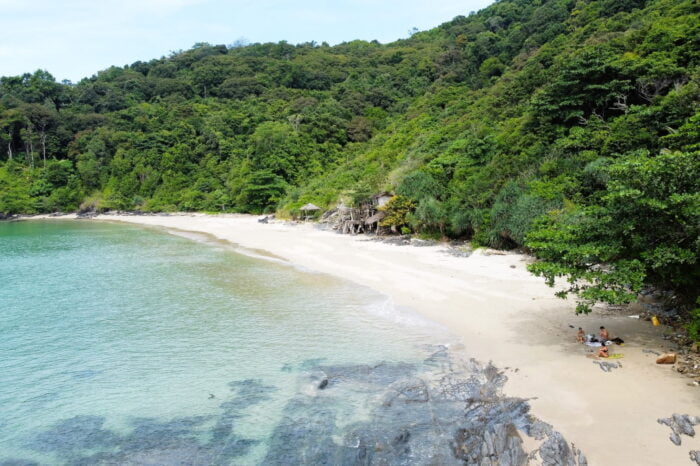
599, 326, 610, 341
576, 327, 585, 343
598, 343, 609, 358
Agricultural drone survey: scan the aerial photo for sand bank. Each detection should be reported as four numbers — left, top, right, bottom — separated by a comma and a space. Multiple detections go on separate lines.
35, 213, 700, 464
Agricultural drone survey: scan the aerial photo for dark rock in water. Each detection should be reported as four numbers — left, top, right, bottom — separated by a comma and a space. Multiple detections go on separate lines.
228, 378, 276, 405
264, 354, 586, 466
10, 350, 586, 465
29, 415, 120, 454
392, 429, 410, 445
383, 378, 429, 404
217, 438, 260, 459
15, 388, 263, 465
281, 363, 293, 372
218, 378, 276, 425
264, 399, 340, 465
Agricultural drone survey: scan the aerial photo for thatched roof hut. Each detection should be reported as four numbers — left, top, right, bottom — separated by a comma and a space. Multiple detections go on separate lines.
300, 203, 321, 221
300, 203, 321, 211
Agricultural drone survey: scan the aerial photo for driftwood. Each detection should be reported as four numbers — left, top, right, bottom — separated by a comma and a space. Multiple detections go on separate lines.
320, 203, 385, 235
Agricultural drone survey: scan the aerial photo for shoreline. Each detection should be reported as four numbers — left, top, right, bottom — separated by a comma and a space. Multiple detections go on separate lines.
20, 213, 700, 465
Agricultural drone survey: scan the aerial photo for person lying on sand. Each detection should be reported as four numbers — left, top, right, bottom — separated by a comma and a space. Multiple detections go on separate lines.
576, 327, 585, 343
599, 326, 610, 341
598, 343, 609, 358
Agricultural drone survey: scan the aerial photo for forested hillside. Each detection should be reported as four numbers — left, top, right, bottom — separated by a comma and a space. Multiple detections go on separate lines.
1, 0, 698, 320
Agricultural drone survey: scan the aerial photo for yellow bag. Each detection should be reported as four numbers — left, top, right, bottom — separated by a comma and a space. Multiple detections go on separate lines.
651, 316, 660, 326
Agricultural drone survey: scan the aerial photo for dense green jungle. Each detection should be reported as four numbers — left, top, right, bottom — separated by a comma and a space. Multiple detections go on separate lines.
1, 0, 698, 326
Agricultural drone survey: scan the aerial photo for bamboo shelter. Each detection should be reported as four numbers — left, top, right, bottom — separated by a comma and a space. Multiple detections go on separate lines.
318, 193, 394, 235
300, 203, 321, 221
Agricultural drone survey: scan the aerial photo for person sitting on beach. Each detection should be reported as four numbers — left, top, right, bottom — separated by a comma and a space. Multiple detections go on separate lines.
576, 327, 585, 343
598, 343, 609, 358
599, 326, 610, 341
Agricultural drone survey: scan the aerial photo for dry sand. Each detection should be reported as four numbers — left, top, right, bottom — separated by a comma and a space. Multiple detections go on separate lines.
33, 213, 700, 464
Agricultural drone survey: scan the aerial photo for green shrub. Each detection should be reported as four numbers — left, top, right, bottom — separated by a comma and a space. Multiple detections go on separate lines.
379, 195, 415, 231
489, 181, 558, 248
409, 197, 447, 233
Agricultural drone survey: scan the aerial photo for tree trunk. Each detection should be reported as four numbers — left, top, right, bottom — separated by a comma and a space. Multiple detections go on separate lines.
40, 131, 47, 167
7, 131, 12, 161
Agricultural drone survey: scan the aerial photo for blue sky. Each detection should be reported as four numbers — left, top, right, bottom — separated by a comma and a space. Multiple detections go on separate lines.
0, 0, 493, 83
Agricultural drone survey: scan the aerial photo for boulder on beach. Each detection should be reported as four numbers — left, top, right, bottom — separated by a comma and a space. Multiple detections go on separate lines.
656, 353, 677, 364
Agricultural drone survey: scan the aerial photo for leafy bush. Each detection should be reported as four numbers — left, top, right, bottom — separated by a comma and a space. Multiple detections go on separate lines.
409, 197, 447, 233
488, 182, 559, 248
379, 195, 415, 232
396, 171, 444, 201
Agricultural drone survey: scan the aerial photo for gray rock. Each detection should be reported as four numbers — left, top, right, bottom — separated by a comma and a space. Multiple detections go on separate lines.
593, 361, 621, 372
690, 450, 700, 465
410, 238, 437, 247
538, 431, 587, 465
658, 413, 700, 447
673, 413, 696, 437
670, 431, 682, 446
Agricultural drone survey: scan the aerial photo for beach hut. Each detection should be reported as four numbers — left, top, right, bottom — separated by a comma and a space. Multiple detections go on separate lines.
300, 203, 321, 221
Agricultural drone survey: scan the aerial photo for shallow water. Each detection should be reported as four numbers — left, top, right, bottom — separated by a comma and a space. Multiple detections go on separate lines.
0, 220, 459, 464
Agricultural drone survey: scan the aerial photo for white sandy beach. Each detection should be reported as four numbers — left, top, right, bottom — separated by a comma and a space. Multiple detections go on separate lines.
36, 213, 700, 465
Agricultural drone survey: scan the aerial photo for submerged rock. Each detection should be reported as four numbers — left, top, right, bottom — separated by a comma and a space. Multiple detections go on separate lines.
264, 350, 586, 465
9, 351, 586, 465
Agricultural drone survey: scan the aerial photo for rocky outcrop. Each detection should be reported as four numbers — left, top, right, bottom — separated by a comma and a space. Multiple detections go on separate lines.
6, 347, 586, 465
264, 349, 586, 465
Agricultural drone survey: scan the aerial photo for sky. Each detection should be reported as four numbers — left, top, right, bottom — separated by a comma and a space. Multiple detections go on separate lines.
0, 0, 494, 83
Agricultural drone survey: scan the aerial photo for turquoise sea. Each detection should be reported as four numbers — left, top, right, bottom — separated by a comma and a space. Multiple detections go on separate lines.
0, 220, 455, 464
